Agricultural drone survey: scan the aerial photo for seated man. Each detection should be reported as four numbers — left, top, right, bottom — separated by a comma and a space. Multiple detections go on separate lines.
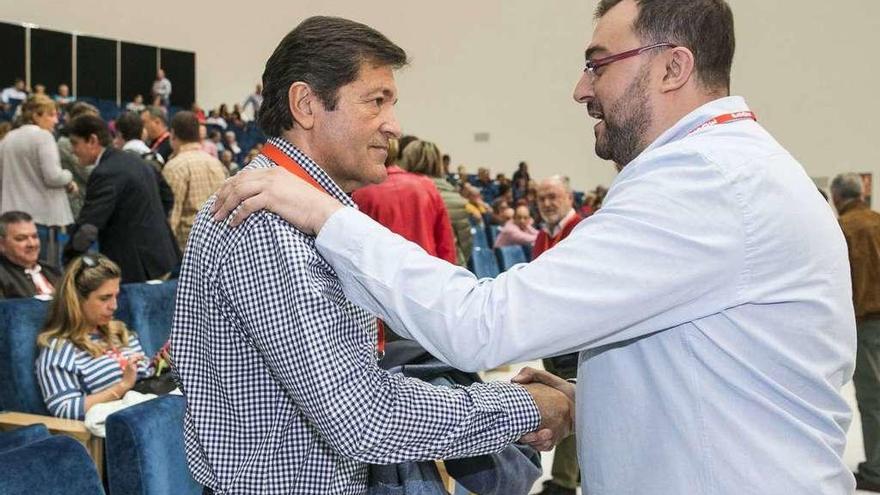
0, 211, 59, 299
171, 16, 570, 494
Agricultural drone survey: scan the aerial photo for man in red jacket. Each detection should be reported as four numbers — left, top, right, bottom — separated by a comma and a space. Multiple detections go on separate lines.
533, 175, 584, 495
352, 139, 456, 264
533, 176, 583, 259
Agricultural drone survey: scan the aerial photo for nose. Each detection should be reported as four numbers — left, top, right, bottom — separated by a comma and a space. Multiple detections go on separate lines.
109, 296, 118, 313
381, 106, 402, 139
573, 70, 595, 104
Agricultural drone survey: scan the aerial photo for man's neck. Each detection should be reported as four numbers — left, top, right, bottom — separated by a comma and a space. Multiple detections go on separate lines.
280, 132, 357, 193
641, 89, 728, 156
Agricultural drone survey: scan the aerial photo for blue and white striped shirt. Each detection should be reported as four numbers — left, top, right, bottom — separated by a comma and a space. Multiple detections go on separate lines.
35, 333, 150, 419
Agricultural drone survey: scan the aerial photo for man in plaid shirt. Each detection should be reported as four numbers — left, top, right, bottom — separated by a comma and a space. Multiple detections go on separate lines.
171, 16, 572, 495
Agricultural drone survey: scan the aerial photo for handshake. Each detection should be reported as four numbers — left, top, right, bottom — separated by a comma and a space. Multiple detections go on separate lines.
514, 367, 576, 451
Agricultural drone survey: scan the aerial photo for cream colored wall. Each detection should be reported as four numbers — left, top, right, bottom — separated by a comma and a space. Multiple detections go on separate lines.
2, 0, 878, 197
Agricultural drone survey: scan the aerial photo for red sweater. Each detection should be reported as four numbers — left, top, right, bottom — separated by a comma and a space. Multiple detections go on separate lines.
532, 211, 584, 259
352, 166, 456, 263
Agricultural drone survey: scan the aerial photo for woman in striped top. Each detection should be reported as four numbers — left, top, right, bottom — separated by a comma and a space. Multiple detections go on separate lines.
35, 254, 150, 420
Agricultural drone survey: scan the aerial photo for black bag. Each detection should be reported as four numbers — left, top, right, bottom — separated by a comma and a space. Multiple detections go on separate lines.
131, 372, 178, 395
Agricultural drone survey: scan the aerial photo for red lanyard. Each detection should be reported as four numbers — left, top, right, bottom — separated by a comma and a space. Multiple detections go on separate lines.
151, 131, 170, 151
261, 143, 386, 359
688, 111, 757, 136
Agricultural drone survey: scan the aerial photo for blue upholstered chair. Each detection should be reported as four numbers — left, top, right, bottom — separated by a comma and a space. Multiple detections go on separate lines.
0, 297, 54, 414
0, 434, 104, 495
495, 245, 528, 272
0, 424, 50, 453
106, 394, 200, 495
469, 221, 489, 250
117, 280, 178, 356
470, 246, 500, 279
486, 225, 501, 246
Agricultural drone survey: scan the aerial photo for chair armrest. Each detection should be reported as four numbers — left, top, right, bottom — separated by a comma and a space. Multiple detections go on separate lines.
0, 411, 104, 480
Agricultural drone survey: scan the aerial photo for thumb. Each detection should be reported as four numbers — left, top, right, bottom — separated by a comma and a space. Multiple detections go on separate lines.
512, 366, 538, 384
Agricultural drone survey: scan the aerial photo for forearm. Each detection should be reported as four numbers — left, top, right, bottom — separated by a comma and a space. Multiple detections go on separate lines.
84, 381, 128, 413
300, 370, 540, 464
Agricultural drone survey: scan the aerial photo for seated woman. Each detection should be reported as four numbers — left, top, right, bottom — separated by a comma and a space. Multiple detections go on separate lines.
35, 254, 150, 420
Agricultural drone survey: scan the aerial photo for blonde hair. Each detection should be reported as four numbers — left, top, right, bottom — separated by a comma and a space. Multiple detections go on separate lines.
37, 254, 131, 357
399, 139, 443, 178
385, 138, 399, 166
21, 94, 58, 125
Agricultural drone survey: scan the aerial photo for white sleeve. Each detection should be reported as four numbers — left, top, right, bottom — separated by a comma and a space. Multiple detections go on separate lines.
316, 157, 745, 372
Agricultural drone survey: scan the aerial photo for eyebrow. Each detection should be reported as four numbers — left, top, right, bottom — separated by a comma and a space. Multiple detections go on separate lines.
585, 45, 610, 61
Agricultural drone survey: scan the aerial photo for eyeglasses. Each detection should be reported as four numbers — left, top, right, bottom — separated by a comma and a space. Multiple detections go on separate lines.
584, 42, 677, 81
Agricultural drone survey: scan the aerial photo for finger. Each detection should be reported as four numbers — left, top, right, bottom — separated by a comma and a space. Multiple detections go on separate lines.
526, 369, 568, 389
229, 194, 268, 227
213, 172, 269, 221
511, 366, 537, 384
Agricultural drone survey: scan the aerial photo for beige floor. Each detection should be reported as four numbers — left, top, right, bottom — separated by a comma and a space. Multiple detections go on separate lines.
484, 362, 869, 495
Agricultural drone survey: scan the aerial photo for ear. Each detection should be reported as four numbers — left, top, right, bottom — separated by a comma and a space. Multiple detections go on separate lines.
288, 82, 317, 130
89, 134, 101, 147
660, 47, 695, 93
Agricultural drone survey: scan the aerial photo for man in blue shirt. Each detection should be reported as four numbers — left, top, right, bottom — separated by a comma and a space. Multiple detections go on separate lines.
213, 1, 857, 493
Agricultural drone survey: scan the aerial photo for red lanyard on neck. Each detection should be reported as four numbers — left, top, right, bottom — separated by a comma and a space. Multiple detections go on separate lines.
688, 111, 757, 136
261, 142, 386, 359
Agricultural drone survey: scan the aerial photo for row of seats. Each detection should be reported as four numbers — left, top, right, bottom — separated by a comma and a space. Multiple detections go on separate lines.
0, 280, 200, 495
468, 220, 531, 278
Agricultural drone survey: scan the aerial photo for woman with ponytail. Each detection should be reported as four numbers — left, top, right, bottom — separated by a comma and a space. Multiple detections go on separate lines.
35, 254, 150, 419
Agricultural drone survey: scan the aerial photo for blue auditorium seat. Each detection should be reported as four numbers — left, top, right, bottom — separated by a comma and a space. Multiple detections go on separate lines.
0, 434, 104, 495
495, 245, 528, 271
106, 395, 201, 495
487, 225, 501, 246
470, 246, 500, 279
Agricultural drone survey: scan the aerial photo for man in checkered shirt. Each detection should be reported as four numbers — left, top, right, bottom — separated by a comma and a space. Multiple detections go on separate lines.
171, 16, 573, 495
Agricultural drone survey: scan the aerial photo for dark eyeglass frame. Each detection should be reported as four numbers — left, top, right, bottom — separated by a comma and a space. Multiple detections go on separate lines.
584, 42, 678, 79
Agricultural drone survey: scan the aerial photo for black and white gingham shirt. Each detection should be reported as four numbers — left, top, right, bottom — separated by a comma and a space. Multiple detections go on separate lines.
170, 137, 540, 494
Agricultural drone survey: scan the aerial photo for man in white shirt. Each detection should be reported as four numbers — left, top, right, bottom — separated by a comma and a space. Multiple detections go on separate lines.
0, 78, 27, 107
212, 1, 857, 493
152, 69, 172, 107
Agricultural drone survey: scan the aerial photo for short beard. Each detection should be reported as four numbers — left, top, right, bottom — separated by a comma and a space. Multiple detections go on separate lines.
595, 66, 653, 167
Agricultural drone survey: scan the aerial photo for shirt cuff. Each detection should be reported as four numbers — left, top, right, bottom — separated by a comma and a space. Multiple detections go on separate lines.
474, 382, 542, 439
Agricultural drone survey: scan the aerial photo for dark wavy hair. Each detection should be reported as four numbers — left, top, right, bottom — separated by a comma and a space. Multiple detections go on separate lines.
258, 16, 408, 137
596, 0, 735, 92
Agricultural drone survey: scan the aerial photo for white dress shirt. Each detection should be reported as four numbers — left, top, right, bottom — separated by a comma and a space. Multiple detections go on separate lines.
315, 96, 856, 494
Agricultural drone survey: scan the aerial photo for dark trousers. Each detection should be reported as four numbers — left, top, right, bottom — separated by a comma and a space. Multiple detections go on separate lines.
543, 356, 580, 490
856, 318, 880, 483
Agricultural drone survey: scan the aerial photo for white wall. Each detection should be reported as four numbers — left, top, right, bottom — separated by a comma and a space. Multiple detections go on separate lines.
3, 0, 878, 197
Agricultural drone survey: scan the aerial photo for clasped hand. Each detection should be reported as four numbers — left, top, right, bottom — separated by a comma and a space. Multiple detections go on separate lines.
514, 367, 576, 451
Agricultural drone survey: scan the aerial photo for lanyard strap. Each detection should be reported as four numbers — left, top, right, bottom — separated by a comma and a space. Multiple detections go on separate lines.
261, 142, 385, 359
261, 143, 329, 194
688, 111, 757, 136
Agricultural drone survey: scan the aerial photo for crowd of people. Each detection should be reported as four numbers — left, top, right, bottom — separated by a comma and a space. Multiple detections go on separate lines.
1, 1, 877, 494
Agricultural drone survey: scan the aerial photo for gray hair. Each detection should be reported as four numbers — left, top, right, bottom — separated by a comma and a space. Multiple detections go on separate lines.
539, 175, 572, 194
830, 173, 863, 201
0, 211, 33, 238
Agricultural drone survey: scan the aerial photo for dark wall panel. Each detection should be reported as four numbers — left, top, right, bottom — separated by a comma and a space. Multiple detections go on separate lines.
31, 28, 72, 94
0, 22, 26, 91
77, 36, 117, 100
121, 42, 156, 104
159, 48, 195, 108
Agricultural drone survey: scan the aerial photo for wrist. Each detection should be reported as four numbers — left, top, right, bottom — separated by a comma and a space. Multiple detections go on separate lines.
314, 200, 343, 235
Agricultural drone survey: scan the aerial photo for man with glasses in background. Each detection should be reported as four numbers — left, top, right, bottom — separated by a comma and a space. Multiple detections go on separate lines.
213, 0, 857, 492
